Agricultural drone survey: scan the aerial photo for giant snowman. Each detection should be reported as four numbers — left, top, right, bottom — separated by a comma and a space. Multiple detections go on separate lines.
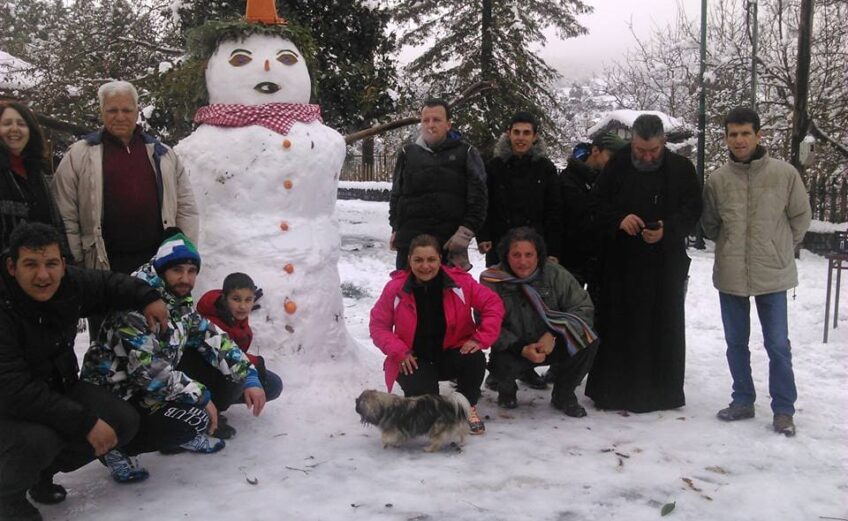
175, 1, 350, 360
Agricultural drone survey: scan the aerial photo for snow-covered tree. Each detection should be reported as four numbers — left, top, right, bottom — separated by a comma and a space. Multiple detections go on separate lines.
391, 0, 591, 153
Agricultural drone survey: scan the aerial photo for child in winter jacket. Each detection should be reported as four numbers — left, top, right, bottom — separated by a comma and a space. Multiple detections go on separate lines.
197, 273, 283, 434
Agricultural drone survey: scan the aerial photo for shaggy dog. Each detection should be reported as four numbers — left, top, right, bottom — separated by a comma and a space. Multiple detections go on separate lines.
355, 390, 471, 452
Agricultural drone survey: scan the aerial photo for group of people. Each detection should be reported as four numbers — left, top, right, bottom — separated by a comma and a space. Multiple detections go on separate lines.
377, 98, 810, 438
0, 83, 811, 520
0, 82, 282, 521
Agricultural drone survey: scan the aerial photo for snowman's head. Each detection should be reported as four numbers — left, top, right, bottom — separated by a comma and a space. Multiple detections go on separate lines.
206, 32, 311, 105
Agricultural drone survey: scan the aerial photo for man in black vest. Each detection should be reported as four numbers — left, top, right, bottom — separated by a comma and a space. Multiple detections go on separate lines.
0, 223, 167, 521
389, 98, 487, 270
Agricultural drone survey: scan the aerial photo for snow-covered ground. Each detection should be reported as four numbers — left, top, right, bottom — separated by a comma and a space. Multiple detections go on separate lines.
52, 199, 847, 521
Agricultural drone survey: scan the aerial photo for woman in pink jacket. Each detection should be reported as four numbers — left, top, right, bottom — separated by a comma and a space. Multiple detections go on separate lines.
369, 234, 504, 434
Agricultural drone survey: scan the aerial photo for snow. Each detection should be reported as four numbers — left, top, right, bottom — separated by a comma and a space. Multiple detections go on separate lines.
587, 109, 688, 137
808, 219, 847, 234
338, 180, 392, 191
49, 200, 847, 521
0, 49, 38, 90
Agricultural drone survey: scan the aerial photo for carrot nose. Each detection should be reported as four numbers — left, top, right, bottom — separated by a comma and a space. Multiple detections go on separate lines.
264, 59, 270, 71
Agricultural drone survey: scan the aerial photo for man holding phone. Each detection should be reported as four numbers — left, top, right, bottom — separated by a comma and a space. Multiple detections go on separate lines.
586, 114, 703, 413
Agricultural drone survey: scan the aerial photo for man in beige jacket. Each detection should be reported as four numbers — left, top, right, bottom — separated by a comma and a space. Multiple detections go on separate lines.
702, 107, 811, 437
52, 80, 198, 275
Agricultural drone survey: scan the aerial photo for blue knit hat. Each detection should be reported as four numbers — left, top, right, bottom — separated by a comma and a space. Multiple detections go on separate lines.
152, 229, 201, 275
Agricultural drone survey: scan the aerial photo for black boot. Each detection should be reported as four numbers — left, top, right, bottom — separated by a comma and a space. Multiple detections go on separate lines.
214, 414, 237, 440
27, 473, 66, 505
0, 492, 42, 521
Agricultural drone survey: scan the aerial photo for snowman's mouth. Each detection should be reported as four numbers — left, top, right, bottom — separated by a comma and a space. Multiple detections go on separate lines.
254, 82, 281, 94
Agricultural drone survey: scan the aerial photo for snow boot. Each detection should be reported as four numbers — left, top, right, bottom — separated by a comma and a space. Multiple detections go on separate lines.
773, 414, 796, 437
101, 450, 150, 483
518, 369, 547, 390
716, 403, 755, 421
468, 406, 485, 435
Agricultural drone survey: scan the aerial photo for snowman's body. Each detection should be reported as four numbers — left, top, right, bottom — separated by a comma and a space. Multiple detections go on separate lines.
175, 33, 350, 358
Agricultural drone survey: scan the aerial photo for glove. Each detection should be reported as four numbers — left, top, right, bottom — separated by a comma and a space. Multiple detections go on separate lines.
444, 226, 474, 272
444, 226, 475, 251
252, 287, 263, 311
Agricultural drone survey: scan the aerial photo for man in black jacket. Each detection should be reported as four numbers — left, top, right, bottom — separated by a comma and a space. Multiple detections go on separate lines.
389, 98, 487, 271
560, 132, 627, 286
0, 223, 167, 521
477, 111, 563, 267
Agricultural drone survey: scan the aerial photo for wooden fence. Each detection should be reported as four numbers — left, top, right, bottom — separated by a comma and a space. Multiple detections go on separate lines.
340, 153, 397, 182
809, 174, 848, 224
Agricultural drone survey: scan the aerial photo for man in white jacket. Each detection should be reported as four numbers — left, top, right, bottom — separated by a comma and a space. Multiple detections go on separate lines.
701, 107, 811, 436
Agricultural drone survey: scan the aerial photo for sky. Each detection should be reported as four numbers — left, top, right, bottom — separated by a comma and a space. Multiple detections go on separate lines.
539, 0, 704, 82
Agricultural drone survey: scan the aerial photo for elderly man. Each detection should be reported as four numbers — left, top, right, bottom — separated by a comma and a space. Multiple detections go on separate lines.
0, 223, 167, 521
481, 227, 596, 416
702, 107, 810, 436
389, 98, 487, 270
585, 114, 702, 413
53, 80, 198, 276
82, 228, 267, 472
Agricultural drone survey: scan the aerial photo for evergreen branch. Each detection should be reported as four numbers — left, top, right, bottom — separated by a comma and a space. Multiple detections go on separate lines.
116, 36, 184, 56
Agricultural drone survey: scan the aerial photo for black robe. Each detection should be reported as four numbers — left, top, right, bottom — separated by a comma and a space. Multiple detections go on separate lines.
585, 145, 702, 413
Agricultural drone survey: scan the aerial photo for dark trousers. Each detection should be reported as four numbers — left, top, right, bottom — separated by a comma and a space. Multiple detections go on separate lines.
0, 382, 139, 497
176, 349, 248, 412
490, 340, 598, 405
396, 349, 486, 406
123, 401, 210, 455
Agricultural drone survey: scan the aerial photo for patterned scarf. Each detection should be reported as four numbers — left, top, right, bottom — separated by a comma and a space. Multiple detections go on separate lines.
194, 102, 323, 136
481, 267, 598, 356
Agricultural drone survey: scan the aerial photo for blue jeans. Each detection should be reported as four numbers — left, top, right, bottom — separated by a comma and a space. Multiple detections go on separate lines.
719, 291, 797, 415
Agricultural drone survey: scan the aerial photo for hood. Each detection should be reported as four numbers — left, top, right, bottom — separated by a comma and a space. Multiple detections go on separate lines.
493, 133, 548, 161
196, 289, 222, 318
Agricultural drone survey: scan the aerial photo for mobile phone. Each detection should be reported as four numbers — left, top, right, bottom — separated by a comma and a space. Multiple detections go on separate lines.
644, 222, 662, 231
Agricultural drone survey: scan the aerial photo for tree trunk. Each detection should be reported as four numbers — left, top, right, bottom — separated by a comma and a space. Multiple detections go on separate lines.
790, 0, 814, 184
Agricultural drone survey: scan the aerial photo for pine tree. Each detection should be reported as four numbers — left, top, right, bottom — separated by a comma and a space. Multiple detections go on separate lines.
391, 0, 591, 153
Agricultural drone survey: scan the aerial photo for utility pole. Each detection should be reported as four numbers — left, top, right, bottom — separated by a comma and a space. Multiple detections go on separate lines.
693, 0, 708, 250
749, 0, 758, 109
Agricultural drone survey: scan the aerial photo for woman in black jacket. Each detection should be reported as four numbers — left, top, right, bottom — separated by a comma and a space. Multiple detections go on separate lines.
0, 101, 64, 253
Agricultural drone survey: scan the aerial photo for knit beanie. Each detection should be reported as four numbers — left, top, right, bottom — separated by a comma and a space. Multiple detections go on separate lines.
152, 228, 201, 275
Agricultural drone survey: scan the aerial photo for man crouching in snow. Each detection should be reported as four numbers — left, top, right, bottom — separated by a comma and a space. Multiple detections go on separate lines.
0, 223, 168, 521
81, 228, 267, 480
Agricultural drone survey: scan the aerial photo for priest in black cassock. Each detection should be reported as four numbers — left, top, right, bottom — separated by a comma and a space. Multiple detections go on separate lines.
585, 114, 702, 413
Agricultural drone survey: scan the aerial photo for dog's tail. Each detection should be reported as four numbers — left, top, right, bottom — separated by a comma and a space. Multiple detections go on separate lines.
446, 391, 472, 421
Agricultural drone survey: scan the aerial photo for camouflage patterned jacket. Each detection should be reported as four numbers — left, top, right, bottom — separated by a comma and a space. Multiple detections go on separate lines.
81, 262, 260, 410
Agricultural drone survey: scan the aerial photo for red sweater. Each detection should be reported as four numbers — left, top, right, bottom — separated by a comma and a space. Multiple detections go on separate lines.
197, 289, 257, 364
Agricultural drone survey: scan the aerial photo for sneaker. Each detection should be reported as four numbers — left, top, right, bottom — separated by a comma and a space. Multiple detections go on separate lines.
468, 406, 485, 435
179, 433, 226, 454
497, 390, 518, 409
214, 414, 237, 440
0, 493, 42, 521
518, 369, 548, 390
716, 403, 755, 421
101, 450, 150, 483
27, 475, 66, 505
773, 414, 796, 437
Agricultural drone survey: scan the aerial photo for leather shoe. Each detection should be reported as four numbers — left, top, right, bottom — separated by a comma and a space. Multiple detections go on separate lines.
28, 479, 66, 505
497, 390, 518, 409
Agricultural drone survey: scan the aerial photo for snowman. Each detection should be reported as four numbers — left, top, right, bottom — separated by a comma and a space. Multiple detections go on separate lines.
175, 0, 350, 360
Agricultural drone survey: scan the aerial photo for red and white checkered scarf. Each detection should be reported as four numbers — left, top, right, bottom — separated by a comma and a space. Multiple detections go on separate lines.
194, 103, 323, 136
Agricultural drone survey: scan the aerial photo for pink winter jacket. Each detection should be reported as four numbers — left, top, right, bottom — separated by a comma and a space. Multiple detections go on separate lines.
369, 265, 504, 392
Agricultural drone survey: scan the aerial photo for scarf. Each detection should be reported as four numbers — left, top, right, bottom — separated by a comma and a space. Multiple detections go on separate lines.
481, 267, 598, 356
194, 102, 323, 136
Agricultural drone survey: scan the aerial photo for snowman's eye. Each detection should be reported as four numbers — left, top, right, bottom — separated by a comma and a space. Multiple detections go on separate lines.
277, 51, 299, 66
229, 53, 252, 67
